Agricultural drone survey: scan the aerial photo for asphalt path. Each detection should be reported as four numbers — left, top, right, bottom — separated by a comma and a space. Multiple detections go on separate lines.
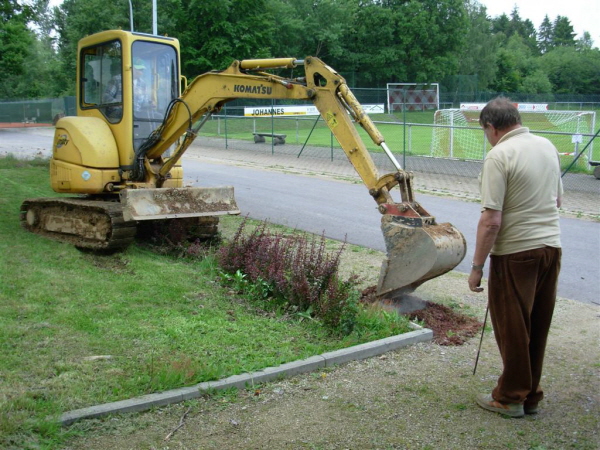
1, 127, 597, 304
183, 158, 599, 305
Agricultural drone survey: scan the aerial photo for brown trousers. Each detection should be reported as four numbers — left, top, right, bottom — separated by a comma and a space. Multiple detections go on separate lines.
488, 246, 562, 406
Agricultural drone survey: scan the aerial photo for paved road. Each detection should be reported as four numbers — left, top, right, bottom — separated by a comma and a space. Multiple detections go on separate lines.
2, 127, 598, 304
183, 158, 599, 305
0, 127, 54, 158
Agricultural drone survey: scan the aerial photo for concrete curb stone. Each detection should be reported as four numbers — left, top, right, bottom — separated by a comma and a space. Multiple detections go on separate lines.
60, 328, 432, 425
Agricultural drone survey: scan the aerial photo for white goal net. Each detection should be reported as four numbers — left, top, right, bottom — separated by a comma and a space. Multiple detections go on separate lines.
430, 107, 596, 161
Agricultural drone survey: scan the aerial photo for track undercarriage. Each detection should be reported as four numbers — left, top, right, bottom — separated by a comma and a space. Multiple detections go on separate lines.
20, 198, 221, 252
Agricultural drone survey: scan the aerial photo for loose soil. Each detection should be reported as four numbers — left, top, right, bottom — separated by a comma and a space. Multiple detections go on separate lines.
360, 285, 482, 346
407, 301, 482, 345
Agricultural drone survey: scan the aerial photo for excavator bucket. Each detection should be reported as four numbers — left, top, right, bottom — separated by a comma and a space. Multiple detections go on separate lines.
377, 214, 466, 298
120, 187, 240, 221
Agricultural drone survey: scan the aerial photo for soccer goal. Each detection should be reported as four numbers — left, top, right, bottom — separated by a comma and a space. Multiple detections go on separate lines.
387, 83, 439, 112
430, 107, 596, 162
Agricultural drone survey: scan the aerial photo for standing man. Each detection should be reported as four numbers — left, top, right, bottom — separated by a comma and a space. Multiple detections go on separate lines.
468, 98, 563, 418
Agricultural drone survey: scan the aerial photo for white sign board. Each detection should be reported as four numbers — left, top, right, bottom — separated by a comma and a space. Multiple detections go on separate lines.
459, 103, 549, 111
244, 104, 384, 117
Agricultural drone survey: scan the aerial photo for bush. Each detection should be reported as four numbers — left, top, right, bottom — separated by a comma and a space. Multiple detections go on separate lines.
217, 218, 361, 334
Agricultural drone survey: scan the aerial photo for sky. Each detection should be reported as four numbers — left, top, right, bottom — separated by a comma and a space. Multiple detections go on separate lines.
477, 0, 600, 45
46, 0, 599, 46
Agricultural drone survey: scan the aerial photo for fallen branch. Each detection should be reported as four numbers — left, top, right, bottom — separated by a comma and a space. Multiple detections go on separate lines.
164, 406, 192, 441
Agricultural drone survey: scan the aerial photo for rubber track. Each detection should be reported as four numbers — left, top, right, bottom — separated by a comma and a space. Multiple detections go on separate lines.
20, 198, 137, 251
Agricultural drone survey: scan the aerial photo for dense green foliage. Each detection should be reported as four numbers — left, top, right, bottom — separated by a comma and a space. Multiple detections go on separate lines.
1, 0, 599, 100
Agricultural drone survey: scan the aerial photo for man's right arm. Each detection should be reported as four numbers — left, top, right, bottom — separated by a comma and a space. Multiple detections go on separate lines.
468, 208, 502, 293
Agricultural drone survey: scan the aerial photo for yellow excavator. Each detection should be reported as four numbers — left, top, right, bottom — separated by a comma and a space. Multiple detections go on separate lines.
20, 30, 466, 297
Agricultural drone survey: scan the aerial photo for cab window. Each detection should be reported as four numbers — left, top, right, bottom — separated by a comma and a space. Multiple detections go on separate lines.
81, 40, 123, 123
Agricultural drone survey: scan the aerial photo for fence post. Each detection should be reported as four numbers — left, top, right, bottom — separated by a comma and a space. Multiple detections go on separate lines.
331, 132, 334, 161
402, 89, 407, 168
271, 99, 275, 155
450, 113, 454, 158
482, 132, 487, 160
224, 104, 228, 149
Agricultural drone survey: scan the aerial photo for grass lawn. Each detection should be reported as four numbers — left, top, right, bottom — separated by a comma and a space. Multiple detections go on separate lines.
0, 156, 412, 449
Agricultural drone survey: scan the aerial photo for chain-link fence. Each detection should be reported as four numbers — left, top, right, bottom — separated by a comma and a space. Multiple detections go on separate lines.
192, 100, 598, 218
0, 97, 76, 125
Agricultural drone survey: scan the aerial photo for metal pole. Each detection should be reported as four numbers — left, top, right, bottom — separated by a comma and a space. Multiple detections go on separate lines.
224, 105, 228, 150
152, 0, 157, 35
473, 305, 489, 376
402, 89, 407, 169
297, 115, 321, 158
128, 0, 134, 32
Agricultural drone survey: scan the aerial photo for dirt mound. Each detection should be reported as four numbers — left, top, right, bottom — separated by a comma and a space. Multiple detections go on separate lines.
407, 301, 482, 345
360, 286, 482, 346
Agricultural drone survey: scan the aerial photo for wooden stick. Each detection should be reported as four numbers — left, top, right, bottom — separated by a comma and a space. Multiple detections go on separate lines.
164, 406, 192, 441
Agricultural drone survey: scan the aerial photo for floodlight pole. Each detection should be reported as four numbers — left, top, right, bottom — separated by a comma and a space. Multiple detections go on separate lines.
152, 0, 157, 35
128, 0, 134, 32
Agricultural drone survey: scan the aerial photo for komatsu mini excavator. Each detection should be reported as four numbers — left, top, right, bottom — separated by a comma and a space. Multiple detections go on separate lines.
20, 30, 466, 297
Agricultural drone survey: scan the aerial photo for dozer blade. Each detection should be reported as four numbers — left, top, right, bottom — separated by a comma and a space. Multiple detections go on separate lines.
377, 214, 466, 298
120, 187, 240, 221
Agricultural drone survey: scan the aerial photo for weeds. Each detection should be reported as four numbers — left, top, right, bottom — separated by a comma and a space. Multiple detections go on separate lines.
217, 218, 362, 334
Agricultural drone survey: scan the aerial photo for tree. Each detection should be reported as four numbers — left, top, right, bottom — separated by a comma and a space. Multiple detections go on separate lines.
541, 46, 600, 94
343, 0, 468, 86
552, 16, 576, 47
489, 34, 549, 93
491, 13, 509, 37
520, 19, 539, 54
575, 32, 594, 51
496, 7, 538, 53
455, 1, 497, 91
0, 0, 37, 99
166, 0, 277, 78
538, 15, 553, 53
53, 0, 130, 95
268, 0, 355, 64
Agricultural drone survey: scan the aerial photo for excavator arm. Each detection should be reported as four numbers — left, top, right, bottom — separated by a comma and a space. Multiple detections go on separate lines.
131, 56, 466, 297
137, 57, 393, 199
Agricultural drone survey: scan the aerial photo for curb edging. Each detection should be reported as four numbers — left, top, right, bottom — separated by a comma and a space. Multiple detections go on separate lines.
60, 328, 432, 426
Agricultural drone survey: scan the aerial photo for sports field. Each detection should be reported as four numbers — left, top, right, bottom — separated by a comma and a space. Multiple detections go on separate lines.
198, 110, 598, 173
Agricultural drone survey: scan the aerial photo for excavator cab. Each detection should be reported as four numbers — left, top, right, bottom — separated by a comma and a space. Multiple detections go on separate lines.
80, 38, 178, 149
21, 31, 239, 251
78, 32, 180, 165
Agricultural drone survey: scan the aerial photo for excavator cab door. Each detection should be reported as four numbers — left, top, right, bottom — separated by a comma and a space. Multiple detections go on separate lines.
130, 41, 179, 151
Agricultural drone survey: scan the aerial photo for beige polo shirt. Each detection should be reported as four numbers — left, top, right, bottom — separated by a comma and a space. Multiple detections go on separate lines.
479, 127, 563, 255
